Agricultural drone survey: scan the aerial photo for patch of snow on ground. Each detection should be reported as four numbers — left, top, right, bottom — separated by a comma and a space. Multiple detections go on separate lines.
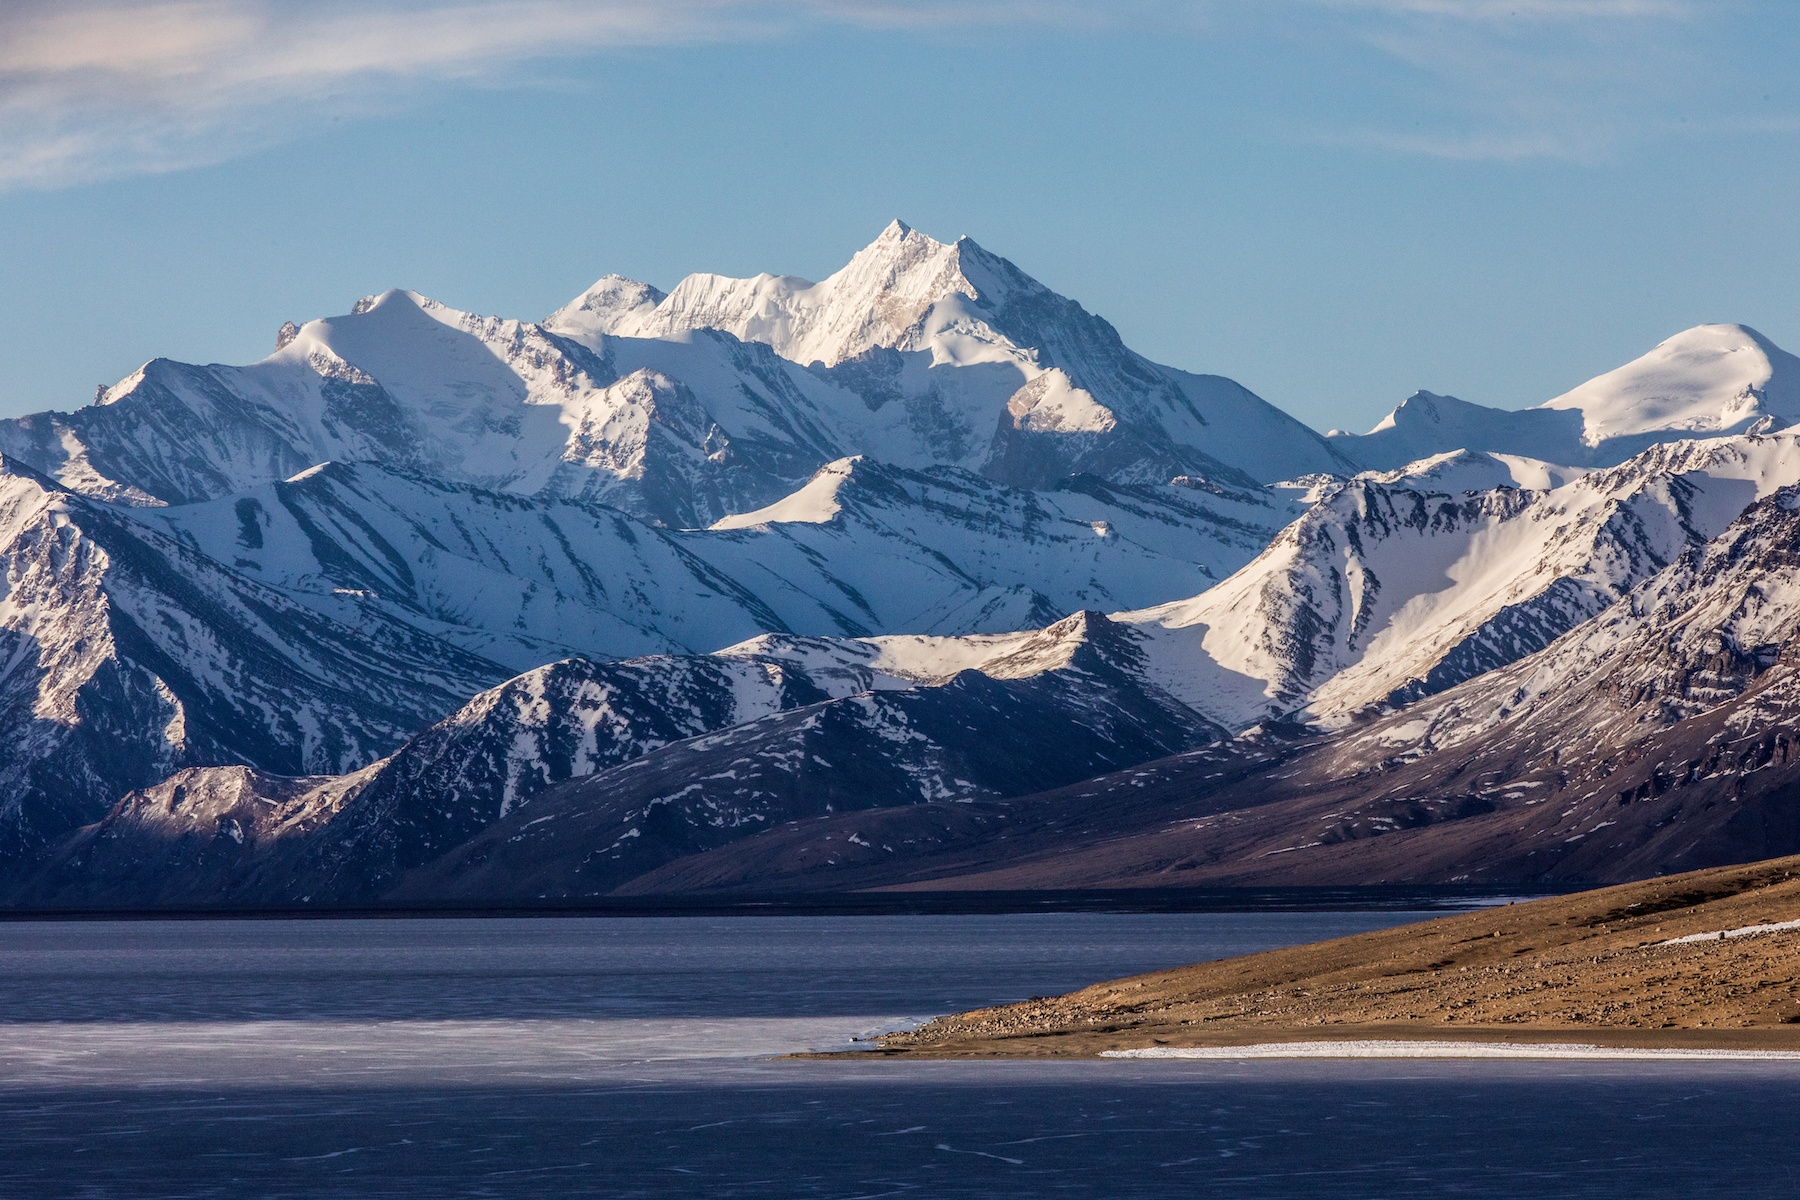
1658, 919, 1800, 945
1104, 1041, 1800, 1061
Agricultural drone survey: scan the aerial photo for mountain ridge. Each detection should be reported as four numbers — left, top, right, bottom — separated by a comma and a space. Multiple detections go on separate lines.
4, 222, 1800, 905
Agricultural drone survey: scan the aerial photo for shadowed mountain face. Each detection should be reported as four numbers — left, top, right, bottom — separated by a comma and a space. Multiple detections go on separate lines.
0, 458, 505, 859
7, 223, 1800, 907
18, 613, 1222, 907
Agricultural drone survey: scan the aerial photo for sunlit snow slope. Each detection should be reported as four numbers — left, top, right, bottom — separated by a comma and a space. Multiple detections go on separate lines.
4, 219, 1800, 902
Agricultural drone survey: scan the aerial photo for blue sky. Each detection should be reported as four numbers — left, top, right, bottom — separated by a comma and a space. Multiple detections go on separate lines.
1, 1, 1796, 433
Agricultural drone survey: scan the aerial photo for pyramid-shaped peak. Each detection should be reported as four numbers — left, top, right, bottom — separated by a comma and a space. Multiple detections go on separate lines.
543, 274, 667, 341
835, 218, 957, 278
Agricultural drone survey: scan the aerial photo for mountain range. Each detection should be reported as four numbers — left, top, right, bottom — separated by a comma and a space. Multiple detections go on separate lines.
4, 219, 1800, 907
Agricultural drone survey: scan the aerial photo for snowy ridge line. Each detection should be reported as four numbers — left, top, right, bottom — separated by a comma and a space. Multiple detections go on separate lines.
7, 218, 1800, 899
1331, 324, 1800, 471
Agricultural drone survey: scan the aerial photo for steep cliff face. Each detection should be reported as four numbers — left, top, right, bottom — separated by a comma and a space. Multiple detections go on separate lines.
1108, 433, 1800, 731
722, 487, 1800, 894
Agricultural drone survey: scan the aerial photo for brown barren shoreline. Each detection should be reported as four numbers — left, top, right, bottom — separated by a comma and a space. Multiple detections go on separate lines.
843, 855, 1800, 1058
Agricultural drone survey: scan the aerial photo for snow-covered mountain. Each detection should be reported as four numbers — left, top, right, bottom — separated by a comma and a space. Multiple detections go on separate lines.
8, 221, 1800, 904
20, 438, 1800, 899
15, 646, 909, 906
1107, 433, 1800, 731
883, 482, 1800, 891
0, 215, 1352, 867
0, 455, 505, 858
550, 220, 1357, 489
0, 223, 1351, 531
0, 288, 863, 528
1332, 325, 1800, 471
373, 485, 1800, 897
145, 456, 1281, 665
0, 447, 1289, 861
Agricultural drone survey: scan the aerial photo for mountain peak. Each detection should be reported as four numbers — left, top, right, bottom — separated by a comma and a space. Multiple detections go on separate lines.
1333, 324, 1800, 473
542, 274, 667, 342
559, 221, 983, 368
708, 456, 863, 530
1535, 322, 1800, 447
1365, 390, 1469, 433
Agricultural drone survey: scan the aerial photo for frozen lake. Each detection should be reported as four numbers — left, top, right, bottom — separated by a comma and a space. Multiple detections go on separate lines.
2, 912, 1798, 1197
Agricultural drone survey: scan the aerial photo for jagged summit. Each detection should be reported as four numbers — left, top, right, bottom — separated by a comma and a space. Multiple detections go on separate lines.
549, 220, 1114, 374
557, 219, 997, 368
547, 221, 1353, 487
541, 274, 668, 343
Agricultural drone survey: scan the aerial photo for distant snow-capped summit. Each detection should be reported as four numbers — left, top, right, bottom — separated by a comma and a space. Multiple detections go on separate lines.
552, 219, 974, 367
1538, 323, 1800, 449
1334, 323, 1800, 472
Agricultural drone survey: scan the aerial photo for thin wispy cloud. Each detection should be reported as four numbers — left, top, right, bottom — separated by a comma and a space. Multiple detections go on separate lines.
0, 0, 1094, 191
0, 0, 1778, 189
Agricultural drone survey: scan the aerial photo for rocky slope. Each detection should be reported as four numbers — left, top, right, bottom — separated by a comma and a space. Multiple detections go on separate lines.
643, 481, 1800, 895
1111, 433, 1800, 730
0, 456, 503, 859
22, 430, 1800, 901
873, 854, 1800, 1055
16, 612, 1220, 906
